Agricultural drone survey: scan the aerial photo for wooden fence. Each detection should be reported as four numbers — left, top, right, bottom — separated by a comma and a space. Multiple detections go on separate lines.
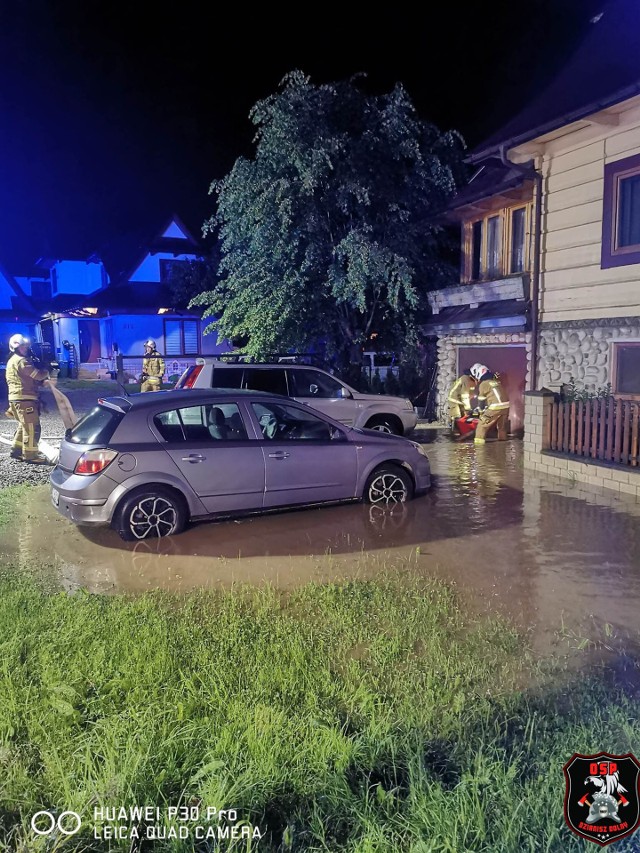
548, 398, 640, 467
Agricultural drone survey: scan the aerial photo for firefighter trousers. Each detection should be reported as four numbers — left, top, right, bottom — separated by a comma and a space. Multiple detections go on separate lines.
10, 400, 41, 460
475, 408, 509, 441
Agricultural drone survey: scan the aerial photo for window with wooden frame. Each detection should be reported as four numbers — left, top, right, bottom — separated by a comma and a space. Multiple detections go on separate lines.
612, 342, 640, 395
163, 319, 199, 356
461, 204, 531, 283
602, 153, 640, 268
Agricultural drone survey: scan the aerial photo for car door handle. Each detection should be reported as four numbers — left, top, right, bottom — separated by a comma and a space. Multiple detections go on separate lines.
268, 451, 290, 459
181, 453, 206, 462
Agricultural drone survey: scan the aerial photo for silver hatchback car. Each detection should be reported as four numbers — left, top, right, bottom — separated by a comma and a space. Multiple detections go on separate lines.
50, 389, 431, 541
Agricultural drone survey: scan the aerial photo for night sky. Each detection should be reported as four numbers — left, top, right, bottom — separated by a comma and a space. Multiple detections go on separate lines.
0, 0, 608, 271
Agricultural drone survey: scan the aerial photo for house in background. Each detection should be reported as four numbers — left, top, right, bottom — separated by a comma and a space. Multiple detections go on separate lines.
0, 261, 41, 352
23, 214, 230, 378
469, 0, 640, 494
426, 0, 640, 441
423, 159, 535, 434
471, 0, 640, 401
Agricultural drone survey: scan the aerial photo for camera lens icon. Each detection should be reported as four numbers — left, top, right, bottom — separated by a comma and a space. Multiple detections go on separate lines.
31, 810, 81, 836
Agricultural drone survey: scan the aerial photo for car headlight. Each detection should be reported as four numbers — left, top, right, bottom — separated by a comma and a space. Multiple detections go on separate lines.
410, 440, 428, 458
405, 399, 413, 410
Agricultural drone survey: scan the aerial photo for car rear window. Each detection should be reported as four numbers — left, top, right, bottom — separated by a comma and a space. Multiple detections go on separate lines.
211, 367, 244, 389
67, 405, 124, 445
243, 368, 287, 395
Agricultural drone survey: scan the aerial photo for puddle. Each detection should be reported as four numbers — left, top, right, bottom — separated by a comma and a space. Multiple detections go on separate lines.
3, 434, 640, 654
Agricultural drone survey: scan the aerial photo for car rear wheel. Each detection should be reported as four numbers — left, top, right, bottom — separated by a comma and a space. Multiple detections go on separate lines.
114, 488, 187, 541
364, 465, 414, 505
365, 415, 402, 435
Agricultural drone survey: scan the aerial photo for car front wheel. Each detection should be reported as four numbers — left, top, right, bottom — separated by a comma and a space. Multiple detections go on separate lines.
114, 488, 187, 541
364, 465, 414, 505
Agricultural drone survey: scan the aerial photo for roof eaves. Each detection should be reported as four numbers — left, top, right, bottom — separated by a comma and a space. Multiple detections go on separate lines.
469, 81, 640, 164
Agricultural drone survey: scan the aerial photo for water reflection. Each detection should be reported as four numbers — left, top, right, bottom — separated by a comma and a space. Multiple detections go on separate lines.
3, 435, 639, 651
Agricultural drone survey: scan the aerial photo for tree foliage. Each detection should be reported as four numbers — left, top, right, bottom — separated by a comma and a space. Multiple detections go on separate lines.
191, 70, 465, 368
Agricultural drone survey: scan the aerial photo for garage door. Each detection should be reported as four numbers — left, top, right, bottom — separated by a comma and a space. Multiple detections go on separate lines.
458, 346, 527, 436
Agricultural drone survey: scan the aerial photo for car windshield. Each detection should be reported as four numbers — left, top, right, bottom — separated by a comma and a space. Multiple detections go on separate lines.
67, 405, 124, 445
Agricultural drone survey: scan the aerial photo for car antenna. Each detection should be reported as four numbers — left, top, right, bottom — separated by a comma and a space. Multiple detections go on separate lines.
117, 382, 131, 398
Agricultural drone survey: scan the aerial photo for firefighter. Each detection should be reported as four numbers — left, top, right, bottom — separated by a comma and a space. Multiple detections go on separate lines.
5, 334, 53, 464
470, 363, 510, 444
140, 339, 165, 392
447, 370, 477, 423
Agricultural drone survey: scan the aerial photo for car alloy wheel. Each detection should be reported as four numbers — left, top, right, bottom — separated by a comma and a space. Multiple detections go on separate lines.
366, 416, 401, 435
115, 488, 186, 541
365, 465, 413, 505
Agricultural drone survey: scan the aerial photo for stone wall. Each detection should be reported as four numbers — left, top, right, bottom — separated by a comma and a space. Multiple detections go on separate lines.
538, 318, 640, 391
436, 332, 531, 422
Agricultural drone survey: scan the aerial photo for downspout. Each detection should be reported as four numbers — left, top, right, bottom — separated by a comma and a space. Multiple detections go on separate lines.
499, 145, 541, 390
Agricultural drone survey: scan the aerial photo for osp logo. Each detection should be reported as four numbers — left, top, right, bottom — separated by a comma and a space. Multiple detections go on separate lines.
563, 752, 640, 846
31, 810, 82, 836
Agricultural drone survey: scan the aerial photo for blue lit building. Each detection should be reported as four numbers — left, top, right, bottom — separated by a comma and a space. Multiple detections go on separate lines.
5, 214, 230, 378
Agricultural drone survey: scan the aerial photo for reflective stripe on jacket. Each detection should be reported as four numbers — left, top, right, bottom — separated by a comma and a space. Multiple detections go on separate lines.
478, 378, 509, 411
447, 375, 476, 410
6, 354, 49, 401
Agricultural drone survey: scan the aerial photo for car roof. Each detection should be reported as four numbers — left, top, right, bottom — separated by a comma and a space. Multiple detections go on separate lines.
204, 360, 321, 371
97, 388, 293, 412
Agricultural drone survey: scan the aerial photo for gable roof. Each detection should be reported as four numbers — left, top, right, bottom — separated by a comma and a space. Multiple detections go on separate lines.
95, 213, 203, 286
470, 0, 640, 163
0, 259, 38, 319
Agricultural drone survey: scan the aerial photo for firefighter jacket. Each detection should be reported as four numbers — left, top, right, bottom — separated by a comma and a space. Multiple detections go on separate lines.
142, 350, 165, 383
6, 353, 49, 401
477, 375, 509, 412
447, 374, 476, 413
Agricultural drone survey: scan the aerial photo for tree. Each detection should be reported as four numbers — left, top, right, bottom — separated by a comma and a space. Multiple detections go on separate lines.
191, 70, 465, 371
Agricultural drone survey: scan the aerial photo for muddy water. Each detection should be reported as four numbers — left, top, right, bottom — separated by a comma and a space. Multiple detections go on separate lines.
3, 434, 640, 651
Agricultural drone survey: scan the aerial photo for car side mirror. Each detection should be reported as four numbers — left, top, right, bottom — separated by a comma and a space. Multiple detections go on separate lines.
337, 387, 351, 399
330, 426, 346, 441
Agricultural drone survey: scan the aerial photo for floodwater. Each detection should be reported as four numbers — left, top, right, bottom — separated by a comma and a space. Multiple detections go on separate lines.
3, 433, 640, 653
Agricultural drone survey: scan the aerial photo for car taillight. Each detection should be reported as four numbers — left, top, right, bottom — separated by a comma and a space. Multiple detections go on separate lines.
173, 364, 204, 390
74, 449, 118, 475
181, 364, 204, 389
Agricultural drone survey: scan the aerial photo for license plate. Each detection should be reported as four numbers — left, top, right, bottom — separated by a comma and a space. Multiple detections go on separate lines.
51, 489, 59, 507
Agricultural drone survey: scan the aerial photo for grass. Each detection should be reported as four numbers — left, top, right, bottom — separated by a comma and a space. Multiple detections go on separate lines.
0, 569, 638, 852
0, 486, 32, 527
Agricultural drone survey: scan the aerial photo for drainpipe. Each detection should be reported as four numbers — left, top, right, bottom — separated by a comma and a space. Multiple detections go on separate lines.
499, 145, 542, 391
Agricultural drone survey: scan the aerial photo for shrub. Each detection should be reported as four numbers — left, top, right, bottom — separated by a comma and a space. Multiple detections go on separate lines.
561, 377, 613, 403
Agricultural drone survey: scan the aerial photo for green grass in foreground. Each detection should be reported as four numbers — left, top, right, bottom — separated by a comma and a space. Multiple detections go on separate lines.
0, 486, 33, 527
0, 571, 638, 852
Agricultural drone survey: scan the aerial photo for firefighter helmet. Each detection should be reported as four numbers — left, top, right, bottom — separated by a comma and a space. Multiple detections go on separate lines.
470, 363, 489, 382
586, 792, 621, 824
9, 334, 29, 352
144, 339, 156, 350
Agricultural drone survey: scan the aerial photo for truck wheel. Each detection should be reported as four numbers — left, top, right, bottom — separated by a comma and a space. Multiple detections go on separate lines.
365, 415, 402, 435
364, 465, 414, 505
114, 487, 187, 541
